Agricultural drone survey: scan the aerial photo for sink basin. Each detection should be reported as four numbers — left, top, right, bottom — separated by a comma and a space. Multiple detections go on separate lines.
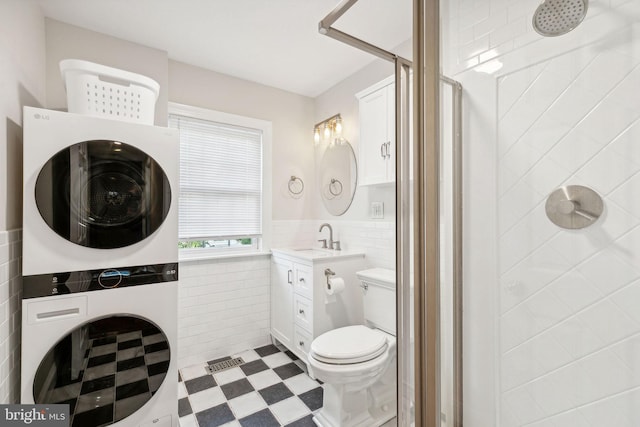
292, 249, 333, 257
271, 247, 365, 261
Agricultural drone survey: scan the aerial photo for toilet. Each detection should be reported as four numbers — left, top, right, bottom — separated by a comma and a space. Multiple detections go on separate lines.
308, 268, 396, 427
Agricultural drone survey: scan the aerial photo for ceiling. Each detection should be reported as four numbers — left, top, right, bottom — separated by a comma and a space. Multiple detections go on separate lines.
35, 0, 412, 98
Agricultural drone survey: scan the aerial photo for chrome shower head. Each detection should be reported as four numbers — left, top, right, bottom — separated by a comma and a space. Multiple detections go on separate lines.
533, 0, 588, 37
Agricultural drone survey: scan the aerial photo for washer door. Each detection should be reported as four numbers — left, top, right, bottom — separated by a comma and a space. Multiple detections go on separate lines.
35, 140, 172, 249
33, 315, 171, 426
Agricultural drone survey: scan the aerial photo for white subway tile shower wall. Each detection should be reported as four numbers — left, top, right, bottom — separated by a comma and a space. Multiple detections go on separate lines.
491, 5, 640, 427
0, 230, 22, 403
445, 0, 635, 75
178, 256, 271, 369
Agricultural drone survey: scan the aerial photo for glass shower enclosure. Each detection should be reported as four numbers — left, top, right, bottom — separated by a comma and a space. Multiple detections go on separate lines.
429, 0, 640, 425
322, 0, 640, 425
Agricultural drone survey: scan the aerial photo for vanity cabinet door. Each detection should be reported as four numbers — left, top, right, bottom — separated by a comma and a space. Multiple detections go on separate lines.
270, 256, 294, 347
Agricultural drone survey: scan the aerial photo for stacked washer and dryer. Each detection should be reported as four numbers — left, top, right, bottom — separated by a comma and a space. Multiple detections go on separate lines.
21, 61, 179, 427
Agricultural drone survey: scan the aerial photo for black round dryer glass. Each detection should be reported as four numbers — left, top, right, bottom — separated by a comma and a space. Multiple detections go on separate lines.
35, 140, 171, 249
32, 315, 171, 426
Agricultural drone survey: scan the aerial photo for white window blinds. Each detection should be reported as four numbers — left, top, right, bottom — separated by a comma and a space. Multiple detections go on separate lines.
168, 114, 263, 240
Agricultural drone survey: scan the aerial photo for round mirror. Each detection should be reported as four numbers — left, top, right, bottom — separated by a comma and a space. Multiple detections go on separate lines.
319, 139, 358, 216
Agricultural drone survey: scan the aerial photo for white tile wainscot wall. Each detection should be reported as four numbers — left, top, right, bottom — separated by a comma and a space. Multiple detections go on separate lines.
0, 230, 22, 403
177, 219, 394, 369
178, 255, 271, 369
272, 219, 395, 271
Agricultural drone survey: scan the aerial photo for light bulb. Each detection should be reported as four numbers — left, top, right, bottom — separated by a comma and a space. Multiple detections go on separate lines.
313, 127, 320, 144
335, 117, 342, 135
324, 123, 331, 140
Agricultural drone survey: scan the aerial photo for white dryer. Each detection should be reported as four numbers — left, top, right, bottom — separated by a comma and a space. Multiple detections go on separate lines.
21, 279, 178, 427
22, 107, 178, 276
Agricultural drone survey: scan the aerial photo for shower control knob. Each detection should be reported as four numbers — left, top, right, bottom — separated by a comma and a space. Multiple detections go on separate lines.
545, 185, 603, 230
557, 199, 578, 215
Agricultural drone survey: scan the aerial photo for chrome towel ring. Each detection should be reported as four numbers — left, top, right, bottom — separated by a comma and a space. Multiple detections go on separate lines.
288, 176, 304, 195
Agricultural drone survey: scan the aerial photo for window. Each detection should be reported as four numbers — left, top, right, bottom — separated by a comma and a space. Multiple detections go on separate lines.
168, 103, 272, 257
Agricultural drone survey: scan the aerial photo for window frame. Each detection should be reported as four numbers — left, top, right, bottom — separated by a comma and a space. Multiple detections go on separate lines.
169, 102, 272, 261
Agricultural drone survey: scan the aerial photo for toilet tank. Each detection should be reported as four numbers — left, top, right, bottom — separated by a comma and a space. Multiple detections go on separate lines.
356, 268, 396, 335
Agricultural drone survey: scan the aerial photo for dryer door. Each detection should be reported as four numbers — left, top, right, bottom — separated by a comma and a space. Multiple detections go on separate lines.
32, 315, 171, 426
35, 140, 172, 249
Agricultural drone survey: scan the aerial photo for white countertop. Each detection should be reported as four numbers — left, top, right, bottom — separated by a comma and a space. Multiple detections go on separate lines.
271, 247, 365, 261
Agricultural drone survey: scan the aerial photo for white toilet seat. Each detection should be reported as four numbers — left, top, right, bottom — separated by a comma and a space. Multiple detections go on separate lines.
310, 325, 388, 364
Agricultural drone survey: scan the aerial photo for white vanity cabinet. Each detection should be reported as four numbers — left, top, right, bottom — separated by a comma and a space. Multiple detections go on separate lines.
356, 75, 395, 186
270, 248, 366, 364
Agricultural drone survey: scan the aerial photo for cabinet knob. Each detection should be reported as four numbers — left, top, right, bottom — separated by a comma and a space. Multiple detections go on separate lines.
299, 341, 304, 346
299, 309, 305, 314
299, 277, 305, 283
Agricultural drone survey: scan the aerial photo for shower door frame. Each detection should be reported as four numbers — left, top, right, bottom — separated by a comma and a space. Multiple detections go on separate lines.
319, 1, 462, 426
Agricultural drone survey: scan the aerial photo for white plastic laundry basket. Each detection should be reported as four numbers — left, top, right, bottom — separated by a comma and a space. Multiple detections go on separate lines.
60, 59, 160, 124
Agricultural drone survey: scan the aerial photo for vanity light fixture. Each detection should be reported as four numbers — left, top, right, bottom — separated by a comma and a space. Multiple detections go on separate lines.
313, 113, 342, 145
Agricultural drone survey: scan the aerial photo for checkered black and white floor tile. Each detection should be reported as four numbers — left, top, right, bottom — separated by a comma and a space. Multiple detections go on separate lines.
178, 344, 322, 427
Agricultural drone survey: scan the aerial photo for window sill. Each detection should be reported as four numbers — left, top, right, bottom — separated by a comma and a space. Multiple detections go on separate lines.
179, 250, 271, 263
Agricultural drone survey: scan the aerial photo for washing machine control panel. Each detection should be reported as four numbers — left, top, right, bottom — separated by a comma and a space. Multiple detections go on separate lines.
22, 263, 178, 298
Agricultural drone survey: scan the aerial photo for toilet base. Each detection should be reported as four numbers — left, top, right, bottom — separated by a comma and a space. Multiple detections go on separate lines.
312, 381, 396, 427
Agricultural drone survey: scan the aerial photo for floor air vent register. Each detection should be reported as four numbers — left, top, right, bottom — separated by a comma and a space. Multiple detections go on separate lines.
206, 357, 245, 374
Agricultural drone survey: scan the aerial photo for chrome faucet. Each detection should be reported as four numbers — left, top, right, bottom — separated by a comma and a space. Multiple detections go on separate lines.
319, 223, 340, 251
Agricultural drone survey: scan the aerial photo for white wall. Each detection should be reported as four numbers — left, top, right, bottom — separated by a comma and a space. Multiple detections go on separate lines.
45, 18, 169, 125
313, 40, 412, 223
168, 60, 316, 222
301, 40, 413, 271
35, 13, 405, 370
0, 0, 46, 403
36, 21, 316, 367
168, 61, 316, 367
445, 0, 640, 425
0, 0, 46, 232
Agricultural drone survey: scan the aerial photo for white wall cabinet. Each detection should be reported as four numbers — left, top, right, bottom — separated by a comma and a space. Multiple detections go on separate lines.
270, 249, 366, 366
356, 76, 395, 186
